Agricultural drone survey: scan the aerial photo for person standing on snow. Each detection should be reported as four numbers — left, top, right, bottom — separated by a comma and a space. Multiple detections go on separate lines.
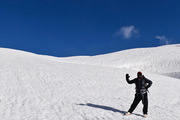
125, 72, 152, 118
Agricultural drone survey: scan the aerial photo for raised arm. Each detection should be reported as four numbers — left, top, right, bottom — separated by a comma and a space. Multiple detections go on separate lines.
126, 74, 136, 84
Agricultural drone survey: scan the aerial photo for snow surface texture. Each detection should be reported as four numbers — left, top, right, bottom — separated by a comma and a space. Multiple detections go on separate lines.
0, 44, 179, 120
60, 44, 180, 79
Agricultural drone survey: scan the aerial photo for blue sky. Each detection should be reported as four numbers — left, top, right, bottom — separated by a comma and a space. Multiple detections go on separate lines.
0, 0, 180, 57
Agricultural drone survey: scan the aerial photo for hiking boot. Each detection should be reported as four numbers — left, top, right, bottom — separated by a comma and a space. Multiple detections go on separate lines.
144, 114, 147, 118
124, 112, 131, 116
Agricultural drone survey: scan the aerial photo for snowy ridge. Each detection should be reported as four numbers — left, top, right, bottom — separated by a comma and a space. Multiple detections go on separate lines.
59, 44, 180, 79
0, 45, 180, 120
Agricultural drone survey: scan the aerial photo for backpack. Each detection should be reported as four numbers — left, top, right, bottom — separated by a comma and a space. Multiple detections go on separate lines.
139, 76, 148, 95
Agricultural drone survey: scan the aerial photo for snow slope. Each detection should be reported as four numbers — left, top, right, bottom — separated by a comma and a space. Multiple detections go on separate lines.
0, 45, 179, 120
59, 44, 180, 79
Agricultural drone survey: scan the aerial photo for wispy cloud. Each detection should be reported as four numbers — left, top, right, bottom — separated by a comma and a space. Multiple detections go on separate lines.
114, 25, 139, 39
155, 36, 170, 45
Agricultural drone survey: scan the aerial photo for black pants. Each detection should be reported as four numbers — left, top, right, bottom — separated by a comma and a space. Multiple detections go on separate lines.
128, 93, 148, 114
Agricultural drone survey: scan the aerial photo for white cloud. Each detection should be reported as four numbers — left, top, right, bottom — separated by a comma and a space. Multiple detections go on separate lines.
155, 36, 170, 45
114, 25, 139, 39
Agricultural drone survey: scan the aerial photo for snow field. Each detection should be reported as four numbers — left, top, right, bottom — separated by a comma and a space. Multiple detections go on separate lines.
0, 45, 179, 120
59, 44, 180, 79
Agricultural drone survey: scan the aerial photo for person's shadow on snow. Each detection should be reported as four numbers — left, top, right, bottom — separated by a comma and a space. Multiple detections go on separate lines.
78, 103, 144, 117
78, 103, 126, 114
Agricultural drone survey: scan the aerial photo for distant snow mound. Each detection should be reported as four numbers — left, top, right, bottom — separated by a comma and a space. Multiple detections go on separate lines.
60, 44, 180, 79
176, 44, 180, 47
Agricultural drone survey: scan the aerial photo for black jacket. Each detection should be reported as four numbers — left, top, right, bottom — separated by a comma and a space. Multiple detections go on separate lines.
126, 75, 153, 93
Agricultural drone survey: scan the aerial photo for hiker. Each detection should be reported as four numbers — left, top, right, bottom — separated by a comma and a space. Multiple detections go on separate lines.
125, 72, 152, 118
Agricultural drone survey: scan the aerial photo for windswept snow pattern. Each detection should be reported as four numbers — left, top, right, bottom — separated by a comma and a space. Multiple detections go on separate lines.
0, 45, 179, 120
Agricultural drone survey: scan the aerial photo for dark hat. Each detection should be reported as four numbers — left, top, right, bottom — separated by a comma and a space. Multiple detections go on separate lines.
137, 71, 142, 76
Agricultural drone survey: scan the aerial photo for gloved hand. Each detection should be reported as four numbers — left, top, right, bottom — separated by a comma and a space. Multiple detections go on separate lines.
126, 74, 130, 79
